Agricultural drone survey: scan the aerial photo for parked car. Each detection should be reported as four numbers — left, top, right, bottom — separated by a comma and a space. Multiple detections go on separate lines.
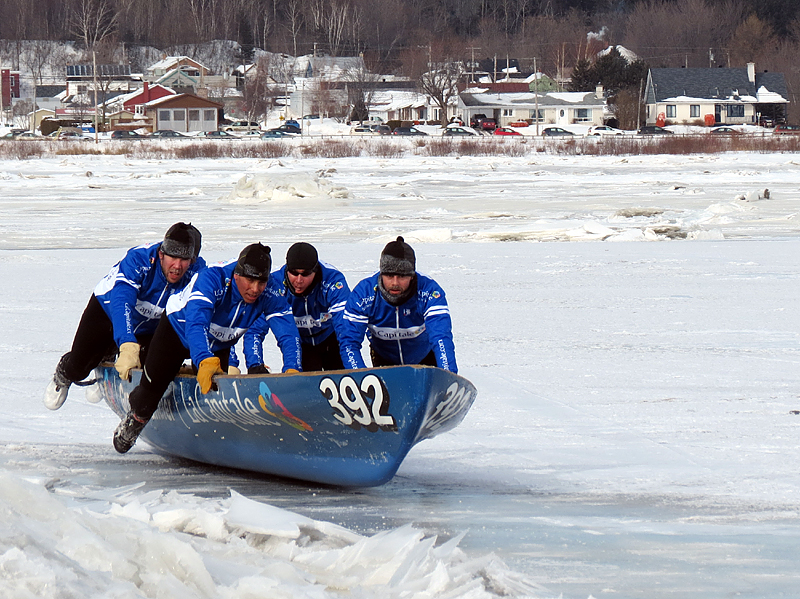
442, 126, 479, 137
149, 130, 188, 138
392, 126, 428, 136
494, 127, 522, 136
50, 127, 87, 140
285, 119, 300, 128
110, 130, 145, 139
542, 127, 574, 137
350, 125, 376, 136
478, 118, 497, 131
637, 125, 673, 135
199, 130, 240, 139
261, 130, 296, 138
588, 125, 625, 136
1, 129, 34, 139
709, 126, 741, 135
773, 124, 800, 135
222, 120, 261, 132
469, 113, 488, 128
270, 124, 302, 135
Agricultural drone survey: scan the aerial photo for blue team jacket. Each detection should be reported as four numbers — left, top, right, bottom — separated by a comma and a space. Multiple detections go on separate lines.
166, 260, 301, 371
93, 242, 206, 348
242, 263, 350, 368
338, 272, 457, 373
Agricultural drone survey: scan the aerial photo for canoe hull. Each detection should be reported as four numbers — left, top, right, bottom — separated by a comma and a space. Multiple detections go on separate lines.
96, 365, 476, 486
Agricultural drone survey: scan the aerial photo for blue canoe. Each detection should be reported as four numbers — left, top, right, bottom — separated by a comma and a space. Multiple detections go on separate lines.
95, 365, 477, 487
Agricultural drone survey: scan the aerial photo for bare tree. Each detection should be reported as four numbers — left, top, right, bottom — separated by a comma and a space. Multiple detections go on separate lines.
285, 0, 304, 56
418, 57, 464, 127
70, 0, 118, 49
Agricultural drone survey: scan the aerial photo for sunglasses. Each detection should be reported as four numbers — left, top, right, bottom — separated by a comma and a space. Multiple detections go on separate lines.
288, 269, 314, 277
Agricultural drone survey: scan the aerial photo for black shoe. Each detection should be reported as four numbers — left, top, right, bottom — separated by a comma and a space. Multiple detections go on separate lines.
113, 411, 148, 454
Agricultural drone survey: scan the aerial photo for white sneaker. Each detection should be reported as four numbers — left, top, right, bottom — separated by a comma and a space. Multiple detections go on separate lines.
44, 378, 70, 410
84, 382, 103, 404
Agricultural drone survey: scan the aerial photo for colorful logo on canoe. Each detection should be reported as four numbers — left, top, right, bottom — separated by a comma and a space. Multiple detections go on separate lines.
258, 381, 313, 431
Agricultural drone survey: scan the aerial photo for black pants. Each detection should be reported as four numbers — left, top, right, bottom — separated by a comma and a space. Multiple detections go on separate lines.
369, 347, 437, 368
59, 295, 155, 383
128, 314, 229, 421
302, 334, 345, 371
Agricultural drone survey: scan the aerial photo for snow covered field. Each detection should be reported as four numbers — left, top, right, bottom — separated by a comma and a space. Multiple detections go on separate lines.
2, 149, 800, 598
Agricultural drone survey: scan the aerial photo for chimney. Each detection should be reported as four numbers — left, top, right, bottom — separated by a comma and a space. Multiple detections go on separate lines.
595, 84, 604, 99
143, 81, 149, 97
747, 62, 755, 83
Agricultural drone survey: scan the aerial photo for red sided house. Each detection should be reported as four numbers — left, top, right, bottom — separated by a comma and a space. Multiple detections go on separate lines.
140, 93, 222, 133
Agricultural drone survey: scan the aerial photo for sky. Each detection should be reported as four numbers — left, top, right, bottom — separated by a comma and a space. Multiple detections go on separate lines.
1, 138, 800, 598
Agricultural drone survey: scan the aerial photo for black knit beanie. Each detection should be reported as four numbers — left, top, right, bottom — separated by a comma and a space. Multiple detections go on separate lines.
161, 222, 195, 260
187, 223, 202, 261
380, 236, 416, 276
234, 243, 272, 280
286, 242, 319, 271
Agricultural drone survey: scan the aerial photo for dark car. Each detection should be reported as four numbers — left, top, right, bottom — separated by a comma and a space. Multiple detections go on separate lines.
442, 126, 479, 137
149, 130, 188, 138
637, 125, 673, 135
710, 126, 741, 135
773, 124, 800, 135
542, 127, 574, 137
392, 126, 428, 136
110, 130, 144, 139
270, 124, 302, 135
261, 130, 296, 138
199, 130, 240, 139
470, 113, 487, 128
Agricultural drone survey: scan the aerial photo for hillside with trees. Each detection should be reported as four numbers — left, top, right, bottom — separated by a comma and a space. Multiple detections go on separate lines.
2, 0, 799, 117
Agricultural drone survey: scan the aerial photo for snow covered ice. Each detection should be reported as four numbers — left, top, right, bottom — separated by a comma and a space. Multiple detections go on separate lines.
2, 144, 800, 598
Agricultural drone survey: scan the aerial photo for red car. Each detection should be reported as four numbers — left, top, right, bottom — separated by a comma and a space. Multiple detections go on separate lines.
479, 118, 497, 131
494, 127, 521, 136
773, 124, 800, 135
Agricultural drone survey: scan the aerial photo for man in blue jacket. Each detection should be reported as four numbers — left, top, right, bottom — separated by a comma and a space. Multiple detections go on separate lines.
244, 242, 350, 373
45, 222, 204, 410
113, 242, 302, 454
338, 236, 457, 373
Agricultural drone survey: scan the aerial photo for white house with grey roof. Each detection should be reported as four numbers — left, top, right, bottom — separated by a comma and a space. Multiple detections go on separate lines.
458, 88, 607, 127
644, 63, 788, 127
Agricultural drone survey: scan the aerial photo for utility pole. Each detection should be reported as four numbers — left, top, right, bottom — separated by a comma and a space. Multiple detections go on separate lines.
92, 52, 99, 143
467, 47, 480, 84
534, 57, 540, 136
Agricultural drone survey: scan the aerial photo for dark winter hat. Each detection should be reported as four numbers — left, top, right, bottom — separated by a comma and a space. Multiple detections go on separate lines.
380, 236, 416, 276
161, 222, 195, 260
286, 242, 318, 272
187, 223, 202, 261
234, 243, 272, 281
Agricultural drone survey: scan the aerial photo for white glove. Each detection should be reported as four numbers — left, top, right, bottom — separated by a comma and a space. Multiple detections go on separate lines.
115, 342, 141, 381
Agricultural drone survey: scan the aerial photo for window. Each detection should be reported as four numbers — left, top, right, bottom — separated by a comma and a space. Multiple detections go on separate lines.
173, 110, 185, 121
574, 108, 591, 122
189, 109, 200, 122
502, 109, 513, 117
666, 105, 676, 118
727, 104, 744, 118
204, 110, 215, 121
529, 109, 544, 121
159, 110, 171, 121
690, 105, 700, 118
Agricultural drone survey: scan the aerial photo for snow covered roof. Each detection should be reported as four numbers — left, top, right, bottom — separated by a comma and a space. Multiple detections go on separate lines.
460, 90, 604, 108
648, 67, 788, 104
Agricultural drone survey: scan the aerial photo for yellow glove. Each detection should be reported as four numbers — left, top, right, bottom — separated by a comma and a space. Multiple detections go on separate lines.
197, 357, 224, 394
228, 365, 241, 375
284, 368, 300, 374
115, 342, 141, 381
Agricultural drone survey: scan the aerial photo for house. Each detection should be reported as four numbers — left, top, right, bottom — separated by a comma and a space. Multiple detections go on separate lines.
64, 64, 139, 100
644, 63, 789, 126
140, 93, 222, 132
458, 89, 607, 127
146, 56, 208, 80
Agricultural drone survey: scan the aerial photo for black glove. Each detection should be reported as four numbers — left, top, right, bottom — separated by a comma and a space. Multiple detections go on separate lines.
248, 364, 270, 375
